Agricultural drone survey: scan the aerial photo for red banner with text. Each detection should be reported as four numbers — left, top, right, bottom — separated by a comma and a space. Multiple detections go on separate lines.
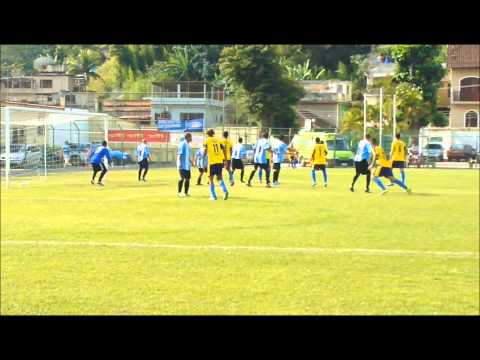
108, 130, 170, 143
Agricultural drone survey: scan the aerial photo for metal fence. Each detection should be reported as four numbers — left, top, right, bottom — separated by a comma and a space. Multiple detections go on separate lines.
2, 105, 479, 187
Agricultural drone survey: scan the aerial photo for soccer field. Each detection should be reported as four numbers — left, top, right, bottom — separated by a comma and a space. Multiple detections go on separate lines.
1, 167, 479, 315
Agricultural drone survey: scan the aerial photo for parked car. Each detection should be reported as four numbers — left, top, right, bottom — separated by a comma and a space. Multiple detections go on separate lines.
40, 146, 64, 168
69, 143, 92, 166
422, 143, 444, 162
0, 144, 42, 169
244, 144, 255, 164
447, 144, 476, 162
110, 150, 134, 165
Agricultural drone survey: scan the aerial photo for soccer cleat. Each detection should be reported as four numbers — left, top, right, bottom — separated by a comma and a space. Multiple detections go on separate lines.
240, 179, 245, 183
387, 183, 394, 187
196, 183, 202, 186
210, 196, 217, 201
323, 183, 328, 189
185, 193, 191, 197
312, 183, 318, 187
97, 182, 104, 187
246, 182, 252, 187
177, 193, 185, 198
142, 178, 147, 182
266, 183, 271, 188
223, 191, 229, 200
381, 189, 389, 195
91, 180, 95, 185
350, 187, 354, 192
365, 189, 371, 193
230, 181, 235, 186
406, 187, 412, 194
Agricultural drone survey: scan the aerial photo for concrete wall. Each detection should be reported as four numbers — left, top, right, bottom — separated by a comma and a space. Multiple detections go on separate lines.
449, 103, 479, 127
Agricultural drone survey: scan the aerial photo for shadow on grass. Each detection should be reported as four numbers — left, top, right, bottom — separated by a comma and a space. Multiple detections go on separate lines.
409, 192, 439, 197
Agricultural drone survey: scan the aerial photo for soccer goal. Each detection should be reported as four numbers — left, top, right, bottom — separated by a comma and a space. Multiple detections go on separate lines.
1, 105, 111, 188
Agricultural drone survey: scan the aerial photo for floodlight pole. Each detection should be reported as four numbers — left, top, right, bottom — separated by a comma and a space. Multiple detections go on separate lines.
5, 107, 11, 188
379, 87, 383, 147
363, 94, 367, 138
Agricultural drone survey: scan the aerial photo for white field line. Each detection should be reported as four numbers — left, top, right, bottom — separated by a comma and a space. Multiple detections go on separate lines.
1, 240, 478, 259
1, 194, 158, 202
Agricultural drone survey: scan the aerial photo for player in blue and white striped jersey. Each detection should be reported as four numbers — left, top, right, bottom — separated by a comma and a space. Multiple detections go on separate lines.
194, 146, 208, 185
231, 137, 246, 183
177, 133, 194, 197
247, 132, 272, 188
136, 139, 151, 182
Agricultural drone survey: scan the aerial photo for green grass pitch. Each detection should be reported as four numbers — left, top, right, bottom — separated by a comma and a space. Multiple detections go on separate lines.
1, 167, 479, 315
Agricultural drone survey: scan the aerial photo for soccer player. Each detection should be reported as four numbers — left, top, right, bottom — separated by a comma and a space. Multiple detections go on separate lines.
194, 146, 208, 185
177, 133, 194, 197
371, 138, 411, 195
311, 138, 328, 188
351, 133, 373, 193
389, 133, 408, 186
220, 131, 234, 185
258, 147, 271, 183
136, 139, 151, 182
204, 129, 229, 200
272, 135, 289, 186
247, 132, 271, 188
90, 140, 112, 186
231, 137, 246, 183
62, 141, 71, 167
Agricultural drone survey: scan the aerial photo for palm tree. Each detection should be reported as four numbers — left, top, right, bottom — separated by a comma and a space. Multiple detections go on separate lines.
161, 46, 216, 81
65, 49, 102, 81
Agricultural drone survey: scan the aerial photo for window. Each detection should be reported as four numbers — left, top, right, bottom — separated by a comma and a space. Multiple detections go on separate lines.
37, 126, 44, 135
155, 111, 171, 120
180, 113, 204, 121
459, 77, 480, 101
465, 111, 479, 128
40, 79, 53, 88
65, 95, 76, 103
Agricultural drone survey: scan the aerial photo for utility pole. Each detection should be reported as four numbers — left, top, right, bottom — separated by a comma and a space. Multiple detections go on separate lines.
363, 93, 367, 138
379, 87, 383, 147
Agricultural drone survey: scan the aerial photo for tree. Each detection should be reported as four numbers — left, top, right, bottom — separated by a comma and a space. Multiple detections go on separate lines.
219, 45, 305, 128
303, 45, 371, 73
65, 48, 103, 81
391, 45, 447, 126
0, 44, 54, 76
280, 58, 326, 81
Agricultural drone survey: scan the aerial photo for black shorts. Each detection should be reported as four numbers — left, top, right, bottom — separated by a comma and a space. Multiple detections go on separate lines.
313, 164, 326, 171
254, 162, 269, 171
138, 158, 148, 168
92, 162, 107, 172
354, 160, 369, 175
199, 167, 207, 173
232, 159, 244, 170
273, 163, 281, 171
179, 169, 191, 179
209, 163, 223, 177
375, 167, 393, 178
392, 161, 406, 168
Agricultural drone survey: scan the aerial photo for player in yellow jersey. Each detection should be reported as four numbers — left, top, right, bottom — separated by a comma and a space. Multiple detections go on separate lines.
204, 129, 229, 200
371, 138, 411, 195
310, 137, 328, 188
220, 131, 234, 186
389, 133, 408, 186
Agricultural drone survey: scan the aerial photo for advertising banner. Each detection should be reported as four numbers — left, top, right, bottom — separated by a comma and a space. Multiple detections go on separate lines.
108, 130, 170, 143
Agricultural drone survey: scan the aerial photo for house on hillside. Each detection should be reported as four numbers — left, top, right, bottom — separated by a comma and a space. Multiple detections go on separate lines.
0, 64, 97, 111
296, 80, 352, 130
148, 81, 226, 130
447, 44, 479, 128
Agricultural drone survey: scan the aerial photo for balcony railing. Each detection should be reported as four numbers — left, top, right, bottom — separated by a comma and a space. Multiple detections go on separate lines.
301, 92, 351, 102
452, 90, 480, 103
